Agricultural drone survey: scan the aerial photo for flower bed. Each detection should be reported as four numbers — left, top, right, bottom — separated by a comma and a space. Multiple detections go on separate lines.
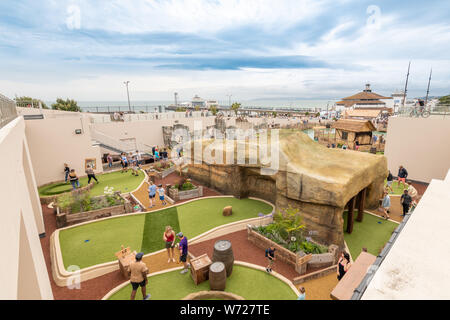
169, 178, 203, 201
55, 189, 136, 228
246, 207, 338, 274
147, 161, 176, 179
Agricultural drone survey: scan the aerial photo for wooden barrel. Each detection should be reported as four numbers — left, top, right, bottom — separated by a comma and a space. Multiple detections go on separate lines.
209, 262, 226, 291
212, 240, 234, 276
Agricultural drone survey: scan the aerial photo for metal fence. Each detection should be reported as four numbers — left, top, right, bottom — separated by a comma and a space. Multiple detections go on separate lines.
0, 94, 18, 129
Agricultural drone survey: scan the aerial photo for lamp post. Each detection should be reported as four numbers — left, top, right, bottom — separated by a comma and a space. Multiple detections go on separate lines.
124, 81, 131, 113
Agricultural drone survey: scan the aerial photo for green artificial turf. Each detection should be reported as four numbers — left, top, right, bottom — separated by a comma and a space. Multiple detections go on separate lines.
384, 179, 408, 195
176, 197, 273, 239
343, 211, 398, 260
59, 197, 273, 269
39, 170, 145, 197
59, 214, 145, 269
140, 207, 180, 253
108, 265, 297, 300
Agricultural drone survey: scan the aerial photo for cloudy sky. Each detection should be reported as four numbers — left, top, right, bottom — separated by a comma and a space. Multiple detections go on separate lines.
0, 0, 449, 102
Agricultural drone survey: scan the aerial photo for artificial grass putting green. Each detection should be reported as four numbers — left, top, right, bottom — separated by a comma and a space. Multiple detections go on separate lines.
108, 265, 297, 300
140, 207, 180, 254
177, 198, 273, 239
384, 179, 408, 195
59, 197, 273, 269
59, 214, 145, 269
39, 170, 145, 197
343, 211, 398, 260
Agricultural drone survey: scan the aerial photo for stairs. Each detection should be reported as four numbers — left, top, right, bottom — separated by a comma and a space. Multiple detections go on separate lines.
90, 128, 136, 154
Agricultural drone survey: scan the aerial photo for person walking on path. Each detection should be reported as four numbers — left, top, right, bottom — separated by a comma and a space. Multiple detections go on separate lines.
127, 252, 150, 300
163, 226, 176, 263
148, 181, 157, 208
337, 252, 351, 281
386, 170, 394, 194
400, 189, 413, 216
85, 165, 99, 184
107, 154, 113, 168
157, 184, 166, 206
64, 163, 70, 183
397, 165, 408, 189
265, 246, 276, 273
297, 287, 306, 300
381, 191, 391, 220
68, 169, 80, 190
177, 232, 190, 274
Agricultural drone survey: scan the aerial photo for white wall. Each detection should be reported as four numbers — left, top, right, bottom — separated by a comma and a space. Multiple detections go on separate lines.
384, 116, 450, 182
362, 170, 450, 299
25, 113, 103, 186
0, 117, 53, 299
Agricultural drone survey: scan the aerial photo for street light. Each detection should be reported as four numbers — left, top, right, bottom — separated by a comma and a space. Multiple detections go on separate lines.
124, 81, 131, 113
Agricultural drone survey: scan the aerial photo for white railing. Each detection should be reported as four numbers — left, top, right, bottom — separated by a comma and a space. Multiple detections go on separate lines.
89, 111, 218, 123
0, 94, 18, 129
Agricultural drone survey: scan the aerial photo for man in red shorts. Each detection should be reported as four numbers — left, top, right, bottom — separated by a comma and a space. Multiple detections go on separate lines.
397, 165, 408, 189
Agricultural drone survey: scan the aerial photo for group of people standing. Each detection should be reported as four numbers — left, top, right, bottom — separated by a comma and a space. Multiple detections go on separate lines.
120, 151, 142, 176
381, 165, 417, 220
64, 163, 99, 190
126, 228, 190, 300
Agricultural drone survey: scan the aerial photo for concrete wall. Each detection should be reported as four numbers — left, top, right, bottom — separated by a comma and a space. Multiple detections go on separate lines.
384, 117, 450, 183
25, 113, 103, 186
91, 115, 305, 153
0, 117, 53, 299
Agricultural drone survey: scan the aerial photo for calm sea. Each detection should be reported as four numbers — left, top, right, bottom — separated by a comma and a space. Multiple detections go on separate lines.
71, 99, 337, 112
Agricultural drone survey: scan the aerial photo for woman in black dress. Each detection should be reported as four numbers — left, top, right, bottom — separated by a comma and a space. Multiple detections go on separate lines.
337, 252, 351, 281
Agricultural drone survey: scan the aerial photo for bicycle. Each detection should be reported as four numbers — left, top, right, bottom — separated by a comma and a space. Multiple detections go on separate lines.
409, 107, 430, 118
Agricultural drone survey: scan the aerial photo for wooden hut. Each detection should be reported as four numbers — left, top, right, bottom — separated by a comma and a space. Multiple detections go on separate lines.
332, 119, 376, 147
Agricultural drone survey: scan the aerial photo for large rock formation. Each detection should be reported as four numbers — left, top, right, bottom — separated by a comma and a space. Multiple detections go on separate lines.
185, 130, 387, 248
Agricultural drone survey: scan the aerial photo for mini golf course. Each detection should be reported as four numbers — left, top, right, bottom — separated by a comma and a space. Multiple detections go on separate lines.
343, 211, 398, 260
107, 265, 297, 300
59, 197, 273, 269
38, 170, 145, 197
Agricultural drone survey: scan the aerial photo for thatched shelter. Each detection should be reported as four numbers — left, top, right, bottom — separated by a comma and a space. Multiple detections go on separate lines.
332, 119, 376, 146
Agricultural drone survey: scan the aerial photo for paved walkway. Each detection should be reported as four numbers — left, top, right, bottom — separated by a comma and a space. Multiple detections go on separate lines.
132, 171, 220, 211
367, 181, 427, 223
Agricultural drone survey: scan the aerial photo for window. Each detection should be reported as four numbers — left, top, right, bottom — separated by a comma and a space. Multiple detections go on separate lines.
341, 131, 348, 140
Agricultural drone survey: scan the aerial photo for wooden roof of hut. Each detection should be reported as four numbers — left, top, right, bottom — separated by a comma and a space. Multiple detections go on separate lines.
332, 119, 376, 132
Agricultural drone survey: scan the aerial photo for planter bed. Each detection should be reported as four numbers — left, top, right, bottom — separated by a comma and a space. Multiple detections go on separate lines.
146, 161, 176, 179
168, 181, 203, 201
55, 192, 136, 228
247, 225, 339, 274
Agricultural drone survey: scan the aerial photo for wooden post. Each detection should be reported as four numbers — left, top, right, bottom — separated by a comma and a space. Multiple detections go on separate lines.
356, 188, 366, 222
346, 197, 355, 234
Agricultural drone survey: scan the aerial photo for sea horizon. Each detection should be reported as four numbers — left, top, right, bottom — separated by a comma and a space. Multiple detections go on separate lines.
45, 99, 339, 112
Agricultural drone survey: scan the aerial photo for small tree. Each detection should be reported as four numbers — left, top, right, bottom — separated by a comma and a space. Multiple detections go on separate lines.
52, 98, 82, 112
272, 111, 277, 117
231, 102, 241, 116
209, 105, 218, 115
272, 206, 306, 243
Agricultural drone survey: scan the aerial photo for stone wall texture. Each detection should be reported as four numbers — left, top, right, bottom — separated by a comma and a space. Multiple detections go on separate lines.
186, 130, 387, 249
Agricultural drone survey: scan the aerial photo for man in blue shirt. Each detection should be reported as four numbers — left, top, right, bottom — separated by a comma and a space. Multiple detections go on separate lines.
148, 181, 157, 208
177, 232, 190, 274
